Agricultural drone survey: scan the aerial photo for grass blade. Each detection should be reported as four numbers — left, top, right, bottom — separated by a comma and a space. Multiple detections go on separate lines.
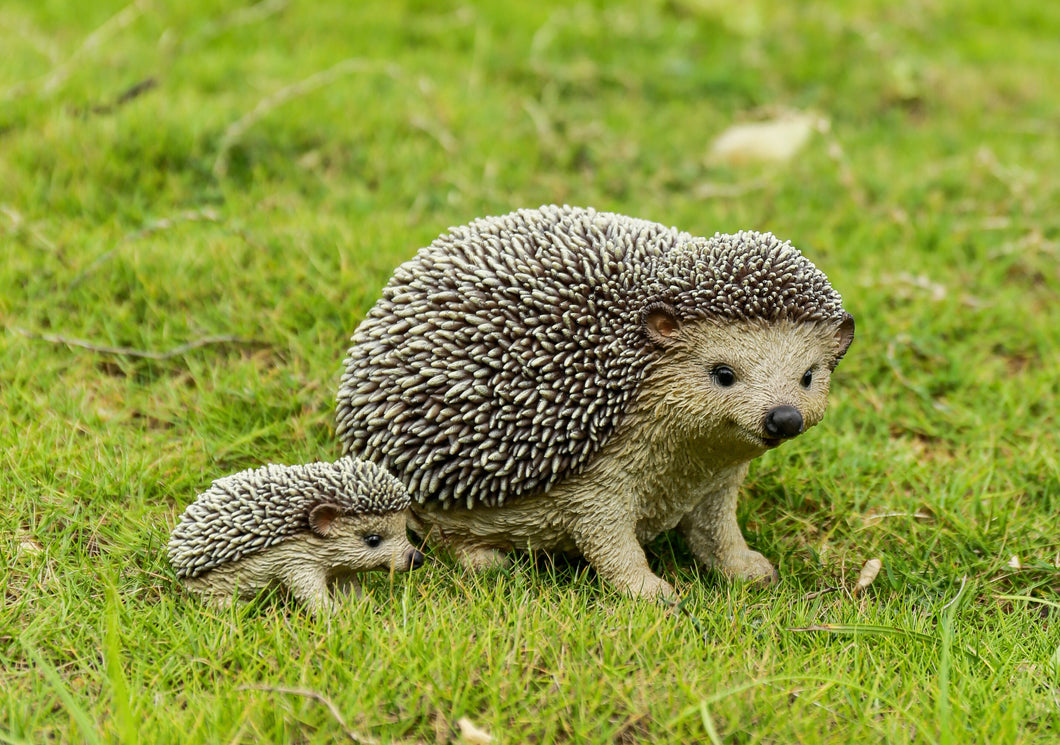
698, 702, 723, 745
20, 643, 101, 745
105, 587, 139, 745
786, 623, 935, 642
994, 594, 1060, 612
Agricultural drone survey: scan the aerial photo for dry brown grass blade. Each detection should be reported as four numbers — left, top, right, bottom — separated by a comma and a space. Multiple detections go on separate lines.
237, 684, 379, 744
212, 58, 402, 177
12, 327, 265, 361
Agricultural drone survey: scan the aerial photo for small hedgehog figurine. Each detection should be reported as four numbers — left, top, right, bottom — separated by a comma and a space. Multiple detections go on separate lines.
168, 457, 425, 614
336, 205, 854, 599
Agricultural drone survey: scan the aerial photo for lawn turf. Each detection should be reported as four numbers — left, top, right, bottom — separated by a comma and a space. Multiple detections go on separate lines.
2, 0, 1059, 742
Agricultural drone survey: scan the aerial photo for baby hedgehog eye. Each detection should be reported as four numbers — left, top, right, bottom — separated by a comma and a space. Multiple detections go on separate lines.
711, 365, 736, 388
801, 368, 814, 388
363, 534, 383, 548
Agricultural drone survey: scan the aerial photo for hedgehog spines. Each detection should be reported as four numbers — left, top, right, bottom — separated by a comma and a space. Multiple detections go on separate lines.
336, 205, 848, 510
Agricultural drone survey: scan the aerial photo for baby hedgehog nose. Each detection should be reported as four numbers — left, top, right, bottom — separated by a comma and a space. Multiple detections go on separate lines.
764, 405, 804, 439
408, 548, 425, 570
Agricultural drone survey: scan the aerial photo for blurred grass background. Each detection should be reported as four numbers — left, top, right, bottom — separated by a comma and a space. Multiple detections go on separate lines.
2, 0, 1058, 742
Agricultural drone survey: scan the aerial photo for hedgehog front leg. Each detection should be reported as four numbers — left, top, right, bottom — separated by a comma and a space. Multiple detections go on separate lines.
572, 519, 676, 600
332, 571, 363, 599
677, 475, 779, 586
282, 565, 333, 616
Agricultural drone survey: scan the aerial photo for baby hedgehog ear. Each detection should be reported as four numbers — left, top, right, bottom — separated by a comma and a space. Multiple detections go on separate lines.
308, 503, 342, 537
831, 313, 855, 368
643, 302, 681, 348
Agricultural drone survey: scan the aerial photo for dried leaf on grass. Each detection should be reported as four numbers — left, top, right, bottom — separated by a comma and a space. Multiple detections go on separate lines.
853, 558, 883, 596
17, 536, 44, 558
457, 717, 494, 745
708, 112, 826, 165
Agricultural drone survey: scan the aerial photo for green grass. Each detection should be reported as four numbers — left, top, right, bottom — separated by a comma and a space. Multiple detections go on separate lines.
2, 0, 1059, 742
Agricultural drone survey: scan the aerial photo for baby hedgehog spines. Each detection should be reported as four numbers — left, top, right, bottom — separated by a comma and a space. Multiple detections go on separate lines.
336, 205, 852, 513
168, 457, 411, 580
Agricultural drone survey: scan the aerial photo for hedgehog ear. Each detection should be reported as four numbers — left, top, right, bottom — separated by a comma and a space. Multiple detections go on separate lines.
831, 313, 855, 368
644, 302, 681, 348
309, 503, 342, 537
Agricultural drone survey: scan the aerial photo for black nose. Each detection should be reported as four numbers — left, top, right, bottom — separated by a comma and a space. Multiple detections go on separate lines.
408, 549, 425, 570
764, 405, 804, 439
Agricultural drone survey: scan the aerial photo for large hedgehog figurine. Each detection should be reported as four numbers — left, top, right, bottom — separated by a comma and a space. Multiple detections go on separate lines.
336, 205, 854, 599
168, 457, 425, 614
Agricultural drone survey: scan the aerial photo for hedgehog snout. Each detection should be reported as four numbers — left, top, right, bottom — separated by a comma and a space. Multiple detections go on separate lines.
408, 548, 425, 570
763, 405, 804, 440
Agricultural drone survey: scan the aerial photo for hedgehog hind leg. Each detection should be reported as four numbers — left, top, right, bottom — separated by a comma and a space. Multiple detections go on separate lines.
184, 582, 237, 610
181, 571, 248, 609
407, 511, 510, 572
452, 543, 510, 572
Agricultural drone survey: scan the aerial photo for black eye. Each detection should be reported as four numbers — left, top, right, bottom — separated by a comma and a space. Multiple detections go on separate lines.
711, 365, 736, 387
801, 369, 813, 388
363, 534, 382, 548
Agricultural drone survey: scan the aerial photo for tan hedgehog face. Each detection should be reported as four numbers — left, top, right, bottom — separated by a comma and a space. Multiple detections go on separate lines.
645, 313, 854, 455
308, 507, 425, 574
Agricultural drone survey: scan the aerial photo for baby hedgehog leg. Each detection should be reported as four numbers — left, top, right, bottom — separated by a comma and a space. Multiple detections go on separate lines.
280, 564, 334, 616
331, 571, 363, 599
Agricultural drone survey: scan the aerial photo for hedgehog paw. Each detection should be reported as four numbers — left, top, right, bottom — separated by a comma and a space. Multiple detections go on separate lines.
641, 577, 677, 601
618, 572, 676, 601
718, 549, 779, 587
